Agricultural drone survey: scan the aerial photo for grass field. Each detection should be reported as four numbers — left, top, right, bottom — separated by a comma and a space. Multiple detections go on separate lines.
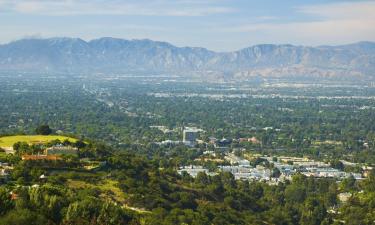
0, 135, 78, 147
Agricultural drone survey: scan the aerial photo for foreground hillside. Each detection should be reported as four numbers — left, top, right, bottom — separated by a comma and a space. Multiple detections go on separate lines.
0, 38, 374, 80
0, 135, 374, 225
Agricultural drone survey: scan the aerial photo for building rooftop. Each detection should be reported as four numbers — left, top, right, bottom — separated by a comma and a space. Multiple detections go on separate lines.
22, 155, 61, 161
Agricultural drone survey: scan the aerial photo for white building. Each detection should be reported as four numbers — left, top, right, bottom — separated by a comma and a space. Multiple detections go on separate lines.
178, 165, 216, 178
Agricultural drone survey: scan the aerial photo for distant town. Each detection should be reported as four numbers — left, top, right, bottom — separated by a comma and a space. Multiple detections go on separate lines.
146, 126, 373, 184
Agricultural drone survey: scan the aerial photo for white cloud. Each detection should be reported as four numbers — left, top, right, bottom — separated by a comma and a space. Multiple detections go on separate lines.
216, 1, 375, 46
0, 0, 234, 16
297, 1, 375, 20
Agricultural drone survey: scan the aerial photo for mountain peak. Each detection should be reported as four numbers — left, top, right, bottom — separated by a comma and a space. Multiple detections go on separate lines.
0, 37, 374, 80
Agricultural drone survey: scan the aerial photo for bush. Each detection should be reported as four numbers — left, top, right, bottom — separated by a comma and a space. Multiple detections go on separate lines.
35, 125, 52, 135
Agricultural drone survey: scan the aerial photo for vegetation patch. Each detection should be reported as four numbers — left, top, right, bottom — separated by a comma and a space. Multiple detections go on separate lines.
67, 178, 126, 203
0, 135, 78, 147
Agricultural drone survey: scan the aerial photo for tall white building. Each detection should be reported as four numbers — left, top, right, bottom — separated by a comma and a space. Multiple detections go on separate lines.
183, 128, 199, 146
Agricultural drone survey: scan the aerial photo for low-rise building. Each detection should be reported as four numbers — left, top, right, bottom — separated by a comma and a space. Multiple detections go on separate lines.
218, 165, 271, 181
156, 140, 182, 146
22, 155, 61, 161
338, 192, 352, 203
178, 165, 215, 178
225, 153, 250, 166
0, 168, 9, 176
2, 147, 15, 154
208, 137, 218, 145
45, 145, 78, 156
238, 137, 260, 144
362, 166, 374, 177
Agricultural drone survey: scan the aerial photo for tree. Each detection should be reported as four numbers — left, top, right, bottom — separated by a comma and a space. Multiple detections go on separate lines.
330, 160, 344, 171
35, 125, 52, 135
300, 197, 327, 225
97, 202, 134, 225
13, 142, 30, 155
340, 175, 357, 192
74, 140, 86, 149
271, 168, 281, 178
65, 197, 101, 223
0, 187, 13, 215
285, 185, 306, 204
0, 208, 47, 225
195, 172, 210, 187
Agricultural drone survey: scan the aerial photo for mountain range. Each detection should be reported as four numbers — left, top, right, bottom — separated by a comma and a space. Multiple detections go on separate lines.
0, 37, 374, 80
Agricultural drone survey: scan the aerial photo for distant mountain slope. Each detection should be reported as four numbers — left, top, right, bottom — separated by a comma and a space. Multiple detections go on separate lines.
0, 37, 374, 80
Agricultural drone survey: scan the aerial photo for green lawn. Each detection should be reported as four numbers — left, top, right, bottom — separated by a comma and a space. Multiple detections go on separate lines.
0, 135, 78, 148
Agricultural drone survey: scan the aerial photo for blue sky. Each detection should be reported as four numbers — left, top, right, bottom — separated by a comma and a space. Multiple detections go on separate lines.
0, 0, 374, 51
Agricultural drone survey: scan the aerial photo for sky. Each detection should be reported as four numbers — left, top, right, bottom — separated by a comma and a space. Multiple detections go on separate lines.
0, 0, 375, 51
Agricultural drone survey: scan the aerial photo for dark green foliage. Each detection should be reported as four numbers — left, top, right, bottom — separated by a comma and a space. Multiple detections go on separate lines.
0, 187, 13, 216
330, 160, 344, 171
35, 125, 52, 135
1, 139, 375, 224
0, 208, 48, 225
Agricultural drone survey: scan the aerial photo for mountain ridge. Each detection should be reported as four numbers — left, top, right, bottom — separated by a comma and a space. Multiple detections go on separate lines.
0, 37, 374, 80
